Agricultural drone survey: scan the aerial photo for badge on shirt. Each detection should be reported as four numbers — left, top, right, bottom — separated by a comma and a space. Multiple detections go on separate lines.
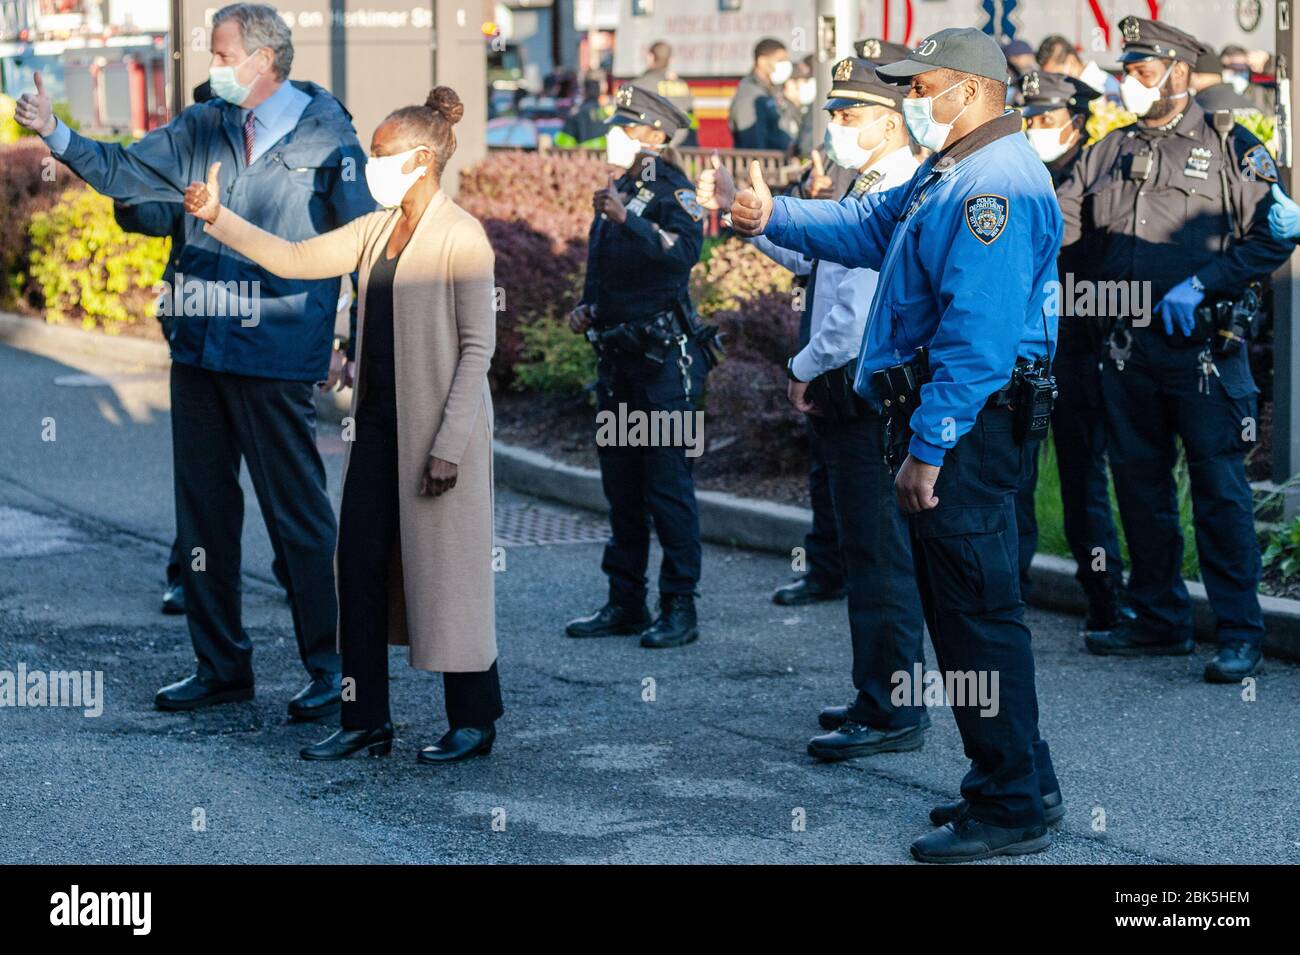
674, 187, 705, 222
627, 187, 656, 216
1184, 146, 1212, 180
1242, 144, 1278, 183
964, 194, 1009, 245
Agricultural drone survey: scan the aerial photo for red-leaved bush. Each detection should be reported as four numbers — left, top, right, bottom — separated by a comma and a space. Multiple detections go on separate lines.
0, 139, 66, 309
459, 149, 809, 475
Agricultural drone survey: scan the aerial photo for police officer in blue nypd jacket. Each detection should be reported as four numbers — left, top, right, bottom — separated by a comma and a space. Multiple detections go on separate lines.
1055, 16, 1293, 683
15, 3, 376, 716
700, 58, 929, 763
733, 27, 1062, 863
565, 85, 712, 650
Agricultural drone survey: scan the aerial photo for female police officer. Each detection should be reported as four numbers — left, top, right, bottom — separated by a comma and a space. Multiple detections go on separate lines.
565, 85, 712, 649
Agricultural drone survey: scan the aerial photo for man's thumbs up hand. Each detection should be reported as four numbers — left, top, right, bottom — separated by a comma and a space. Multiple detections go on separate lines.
15, 69, 56, 136
184, 162, 223, 225
731, 160, 774, 237
697, 150, 736, 211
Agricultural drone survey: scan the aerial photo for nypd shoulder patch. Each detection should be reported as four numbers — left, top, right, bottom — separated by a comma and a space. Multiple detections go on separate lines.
675, 188, 704, 222
1242, 144, 1278, 183
964, 194, 1009, 245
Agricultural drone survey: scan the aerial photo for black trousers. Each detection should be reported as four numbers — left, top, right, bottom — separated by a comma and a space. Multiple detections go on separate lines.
802, 418, 845, 588
1102, 333, 1263, 646
816, 411, 925, 729
170, 362, 338, 684
337, 378, 503, 731
596, 350, 705, 606
1014, 349, 1125, 599
907, 406, 1058, 827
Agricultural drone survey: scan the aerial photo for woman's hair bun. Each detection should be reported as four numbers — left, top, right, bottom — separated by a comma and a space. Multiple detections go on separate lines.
426, 86, 464, 125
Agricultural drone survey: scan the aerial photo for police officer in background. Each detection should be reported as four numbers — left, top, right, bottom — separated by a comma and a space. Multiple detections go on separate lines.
700, 58, 927, 761
768, 38, 915, 608
1057, 17, 1292, 682
565, 86, 713, 649
633, 41, 696, 146
732, 29, 1063, 862
1015, 71, 1134, 636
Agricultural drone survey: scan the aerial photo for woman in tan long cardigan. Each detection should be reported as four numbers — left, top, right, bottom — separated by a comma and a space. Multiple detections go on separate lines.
184, 87, 501, 764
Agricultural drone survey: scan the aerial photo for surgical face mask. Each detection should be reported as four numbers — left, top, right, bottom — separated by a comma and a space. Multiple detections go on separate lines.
1223, 69, 1250, 96
902, 79, 969, 152
604, 125, 641, 169
364, 146, 430, 208
769, 59, 793, 86
1120, 63, 1174, 117
1078, 60, 1110, 94
798, 78, 817, 107
1025, 125, 1072, 162
823, 116, 887, 169
208, 52, 258, 107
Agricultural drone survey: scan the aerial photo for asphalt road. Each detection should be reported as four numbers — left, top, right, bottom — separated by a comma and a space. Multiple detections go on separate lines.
1, 338, 1297, 865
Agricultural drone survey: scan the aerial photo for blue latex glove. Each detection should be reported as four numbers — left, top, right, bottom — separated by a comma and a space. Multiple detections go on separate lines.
1155, 277, 1204, 337
1269, 183, 1300, 241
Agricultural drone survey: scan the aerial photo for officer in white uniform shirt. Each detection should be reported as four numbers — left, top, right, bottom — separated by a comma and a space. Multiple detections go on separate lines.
699, 57, 928, 762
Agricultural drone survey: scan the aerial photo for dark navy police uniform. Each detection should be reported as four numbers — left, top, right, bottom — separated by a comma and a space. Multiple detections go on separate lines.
1057, 18, 1292, 677
567, 85, 709, 649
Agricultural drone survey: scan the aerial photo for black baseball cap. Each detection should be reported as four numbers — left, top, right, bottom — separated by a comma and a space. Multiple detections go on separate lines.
876, 28, 1009, 84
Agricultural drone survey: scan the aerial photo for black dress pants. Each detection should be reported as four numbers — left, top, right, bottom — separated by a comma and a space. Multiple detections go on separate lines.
336, 374, 502, 731
170, 362, 338, 684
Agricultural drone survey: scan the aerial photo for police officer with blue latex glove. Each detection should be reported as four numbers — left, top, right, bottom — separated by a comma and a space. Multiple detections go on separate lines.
1056, 17, 1293, 683
733, 28, 1063, 863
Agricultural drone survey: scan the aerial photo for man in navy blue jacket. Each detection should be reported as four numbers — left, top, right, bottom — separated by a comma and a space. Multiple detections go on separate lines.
16, 3, 376, 717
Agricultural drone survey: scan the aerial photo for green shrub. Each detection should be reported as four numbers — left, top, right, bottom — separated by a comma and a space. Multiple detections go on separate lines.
26, 188, 169, 330
1262, 515, 1300, 582
512, 314, 597, 396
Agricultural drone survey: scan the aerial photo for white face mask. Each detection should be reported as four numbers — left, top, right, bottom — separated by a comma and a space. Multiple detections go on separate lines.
1120, 63, 1180, 117
364, 146, 430, 208
1223, 69, 1250, 96
769, 60, 793, 86
1025, 126, 1073, 163
604, 125, 643, 169
1078, 60, 1110, 94
902, 79, 969, 152
823, 116, 888, 169
798, 78, 817, 107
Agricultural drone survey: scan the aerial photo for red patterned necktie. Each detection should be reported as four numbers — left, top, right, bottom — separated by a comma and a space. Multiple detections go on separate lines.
243, 111, 255, 165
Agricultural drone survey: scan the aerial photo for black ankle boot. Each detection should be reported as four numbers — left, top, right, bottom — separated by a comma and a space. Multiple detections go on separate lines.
640, 593, 699, 649
300, 723, 394, 761
1081, 576, 1135, 635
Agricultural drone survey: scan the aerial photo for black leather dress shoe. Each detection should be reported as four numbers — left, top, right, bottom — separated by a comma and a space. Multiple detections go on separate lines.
1085, 621, 1194, 656
161, 582, 186, 615
1204, 642, 1262, 683
300, 723, 394, 760
287, 674, 342, 720
417, 725, 495, 764
807, 720, 926, 761
818, 704, 850, 731
565, 602, 652, 638
640, 594, 699, 649
155, 673, 254, 711
772, 577, 846, 607
911, 817, 1051, 863
930, 789, 1065, 828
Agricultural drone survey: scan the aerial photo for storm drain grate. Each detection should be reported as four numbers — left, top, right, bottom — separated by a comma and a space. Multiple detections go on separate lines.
493, 502, 607, 547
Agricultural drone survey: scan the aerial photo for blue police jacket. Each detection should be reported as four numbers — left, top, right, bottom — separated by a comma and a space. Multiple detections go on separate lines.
763, 112, 1062, 467
47, 82, 376, 382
